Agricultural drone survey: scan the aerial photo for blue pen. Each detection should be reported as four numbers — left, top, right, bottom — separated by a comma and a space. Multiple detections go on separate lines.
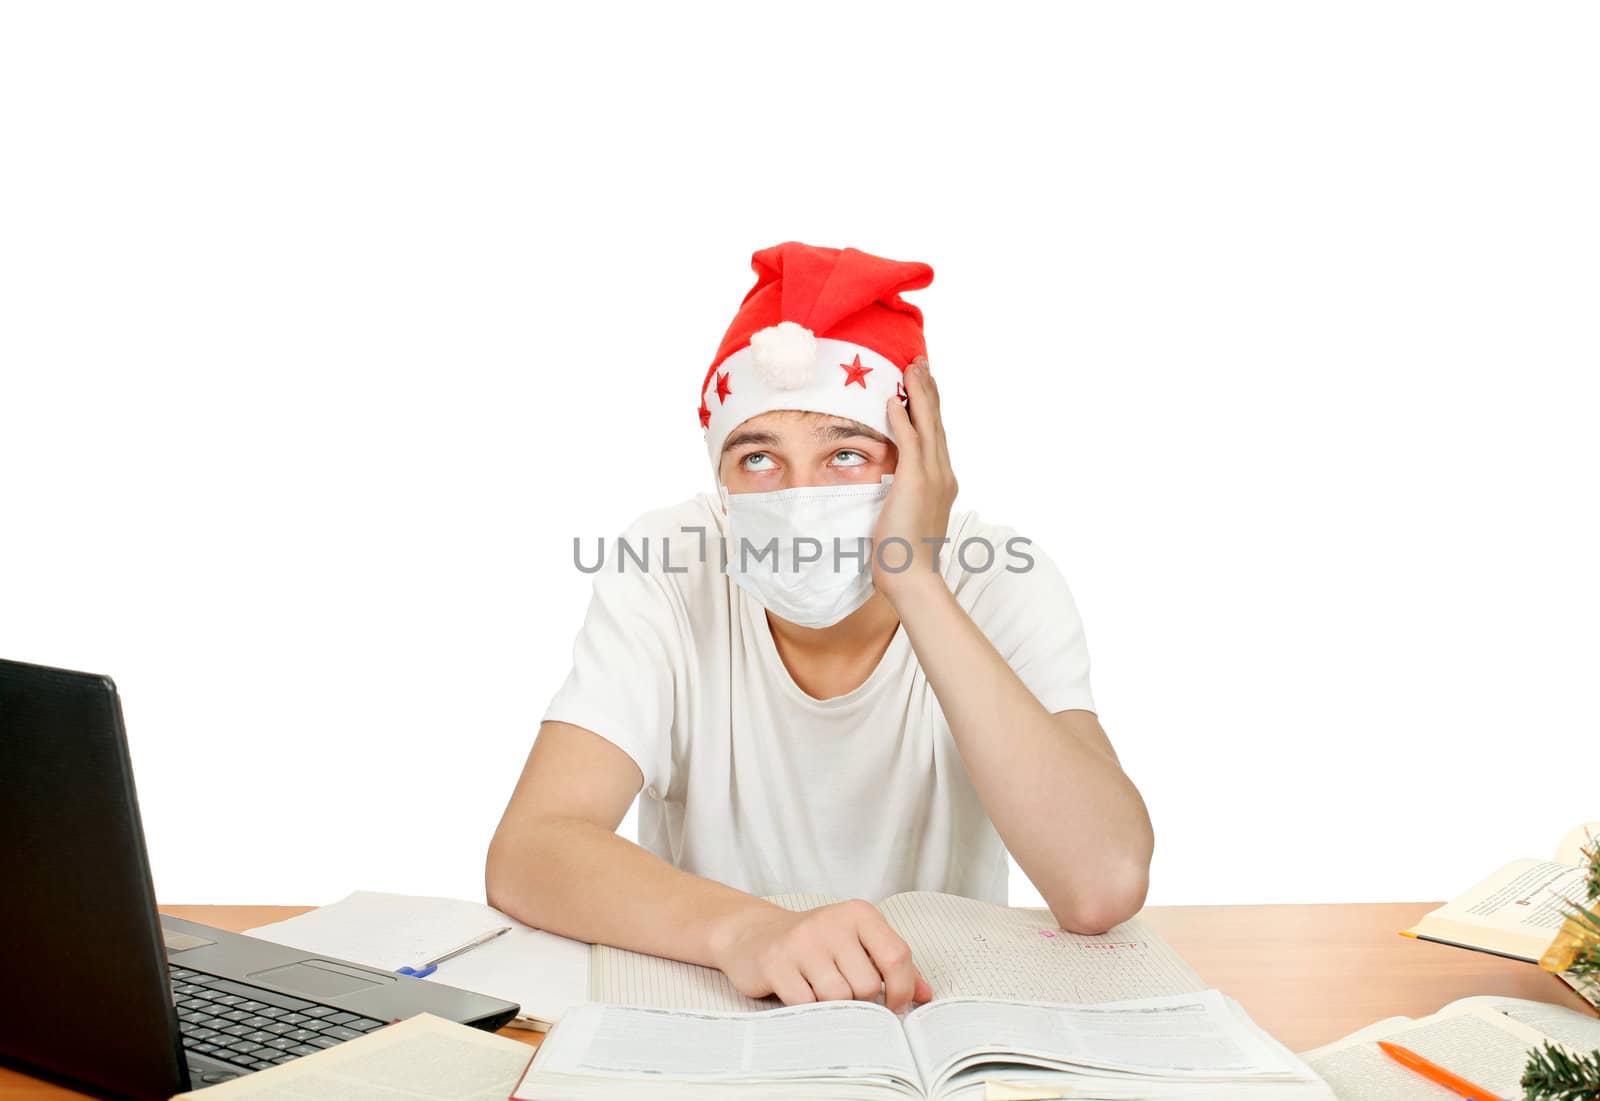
396, 925, 512, 979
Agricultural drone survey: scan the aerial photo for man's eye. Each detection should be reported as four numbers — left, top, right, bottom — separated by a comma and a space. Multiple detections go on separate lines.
830, 450, 868, 467
742, 453, 776, 471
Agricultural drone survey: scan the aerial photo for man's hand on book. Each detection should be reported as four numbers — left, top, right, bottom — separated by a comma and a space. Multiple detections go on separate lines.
708, 899, 934, 1013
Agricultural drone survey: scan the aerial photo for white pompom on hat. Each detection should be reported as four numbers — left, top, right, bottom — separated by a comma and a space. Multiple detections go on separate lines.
748, 320, 820, 390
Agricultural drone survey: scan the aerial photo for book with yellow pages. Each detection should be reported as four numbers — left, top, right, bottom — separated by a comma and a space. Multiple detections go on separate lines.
1401, 821, 1599, 1007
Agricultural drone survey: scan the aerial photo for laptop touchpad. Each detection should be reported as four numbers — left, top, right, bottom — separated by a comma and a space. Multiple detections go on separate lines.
247, 961, 385, 998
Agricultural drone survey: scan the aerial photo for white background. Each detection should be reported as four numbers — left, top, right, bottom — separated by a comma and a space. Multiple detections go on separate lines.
2, 2, 1595, 912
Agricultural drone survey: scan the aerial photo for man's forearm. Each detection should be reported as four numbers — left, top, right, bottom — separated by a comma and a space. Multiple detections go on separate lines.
892, 576, 1154, 932
486, 817, 779, 966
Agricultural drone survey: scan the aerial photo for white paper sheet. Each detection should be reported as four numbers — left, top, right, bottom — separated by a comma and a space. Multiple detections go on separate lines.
245, 890, 589, 1025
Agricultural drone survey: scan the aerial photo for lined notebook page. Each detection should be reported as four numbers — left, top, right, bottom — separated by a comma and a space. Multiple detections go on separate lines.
587, 891, 841, 1010
877, 891, 1206, 1002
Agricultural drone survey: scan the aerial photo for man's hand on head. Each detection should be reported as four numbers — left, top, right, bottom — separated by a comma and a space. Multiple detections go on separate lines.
873, 355, 959, 606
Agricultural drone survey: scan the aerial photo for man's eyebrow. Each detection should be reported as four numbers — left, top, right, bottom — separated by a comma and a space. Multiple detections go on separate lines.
721, 429, 781, 454
815, 423, 891, 446
720, 423, 891, 454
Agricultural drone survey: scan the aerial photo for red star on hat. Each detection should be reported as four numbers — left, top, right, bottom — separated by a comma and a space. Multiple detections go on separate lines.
715, 371, 733, 403
698, 400, 711, 428
840, 354, 872, 388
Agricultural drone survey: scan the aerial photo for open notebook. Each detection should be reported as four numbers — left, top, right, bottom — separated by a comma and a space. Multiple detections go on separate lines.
248, 888, 1208, 1028
1300, 993, 1600, 1100
513, 989, 1333, 1101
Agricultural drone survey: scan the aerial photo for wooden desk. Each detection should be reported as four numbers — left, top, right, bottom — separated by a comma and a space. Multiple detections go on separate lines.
2, 902, 1592, 1098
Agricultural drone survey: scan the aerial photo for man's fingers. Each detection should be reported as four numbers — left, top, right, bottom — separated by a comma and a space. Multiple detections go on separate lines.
856, 916, 919, 1013
800, 957, 854, 1003
769, 966, 816, 1006
914, 972, 934, 1005
904, 360, 936, 438
916, 356, 941, 415
833, 939, 886, 1002
915, 362, 952, 478
886, 393, 921, 467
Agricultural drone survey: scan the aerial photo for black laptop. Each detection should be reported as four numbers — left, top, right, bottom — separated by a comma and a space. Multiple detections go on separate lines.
0, 657, 520, 1099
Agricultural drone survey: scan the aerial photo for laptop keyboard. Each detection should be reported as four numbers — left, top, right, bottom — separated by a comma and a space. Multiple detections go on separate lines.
168, 965, 391, 1073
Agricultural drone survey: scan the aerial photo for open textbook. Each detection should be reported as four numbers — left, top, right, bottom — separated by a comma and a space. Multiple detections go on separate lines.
590, 889, 1207, 1010
513, 989, 1334, 1101
1401, 820, 1600, 1007
248, 888, 1207, 1028
1301, 993, 1600, 1100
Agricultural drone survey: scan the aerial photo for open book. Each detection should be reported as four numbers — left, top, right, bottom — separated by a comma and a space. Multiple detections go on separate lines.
513, 989, 1333, 1100
1301, 993, 1600, 1100
1400, 821, 1600, 1007
590, 889, 1208, 1010
247, 888, 1208, 1028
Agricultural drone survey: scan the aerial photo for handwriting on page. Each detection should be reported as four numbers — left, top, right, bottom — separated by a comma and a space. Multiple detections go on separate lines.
879, 892, 1206, 1003
588, 890, 1205, 1011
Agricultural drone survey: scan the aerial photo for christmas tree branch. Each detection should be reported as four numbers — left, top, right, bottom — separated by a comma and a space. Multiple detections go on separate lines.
1523, 830, 1600, 1099
1521, 1040, 1600, 1099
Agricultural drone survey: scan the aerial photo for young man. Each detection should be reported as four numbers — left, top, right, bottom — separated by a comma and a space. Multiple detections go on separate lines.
486, 241, 1153, 1015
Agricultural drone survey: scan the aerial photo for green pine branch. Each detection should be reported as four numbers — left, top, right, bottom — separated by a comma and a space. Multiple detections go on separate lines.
1566, 835, 1600, 982
1585, 834, 1600, 905
1520, 834, 1600, 1099
1567, 908, 1600, 982
1521, 1040, 1600, 1099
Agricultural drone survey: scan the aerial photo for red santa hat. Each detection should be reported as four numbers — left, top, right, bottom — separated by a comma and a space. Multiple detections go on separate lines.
699, 241, 934, 474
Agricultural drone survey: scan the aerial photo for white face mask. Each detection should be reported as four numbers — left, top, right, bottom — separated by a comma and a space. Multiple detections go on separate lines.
719, 476, 893, 629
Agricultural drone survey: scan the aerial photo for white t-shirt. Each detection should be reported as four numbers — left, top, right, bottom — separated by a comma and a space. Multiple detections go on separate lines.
541, 493, 1096, 906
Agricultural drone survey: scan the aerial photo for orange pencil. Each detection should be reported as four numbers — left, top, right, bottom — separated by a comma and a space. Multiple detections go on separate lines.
1377, 1040, 1507, 1101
